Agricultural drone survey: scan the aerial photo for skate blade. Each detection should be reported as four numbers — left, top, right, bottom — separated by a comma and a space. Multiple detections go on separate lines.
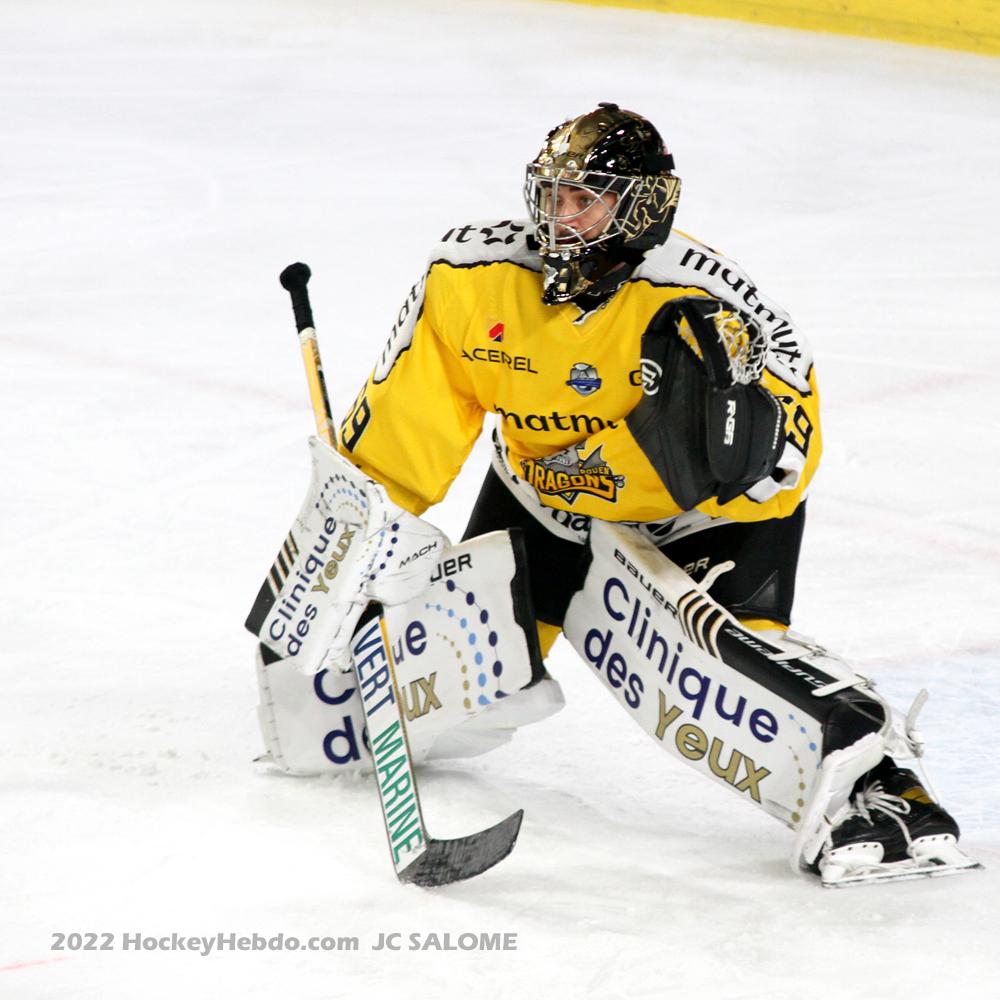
821, 850, 983, 888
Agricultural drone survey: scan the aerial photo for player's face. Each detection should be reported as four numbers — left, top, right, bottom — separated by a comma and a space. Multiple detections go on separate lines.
550, 184, 619, 243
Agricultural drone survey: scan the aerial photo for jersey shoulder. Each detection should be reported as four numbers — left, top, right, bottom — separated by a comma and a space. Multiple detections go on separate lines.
633, 231, 755, 293
634, 231, 813, 393
427, 219, 540, 271
371, 220, 539, 383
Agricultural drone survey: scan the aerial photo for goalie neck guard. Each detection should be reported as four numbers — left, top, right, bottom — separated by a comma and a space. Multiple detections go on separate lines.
524, 102, 681, 305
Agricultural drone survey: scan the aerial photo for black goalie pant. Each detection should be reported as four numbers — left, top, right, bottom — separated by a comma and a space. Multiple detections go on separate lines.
462, 466, 806, 629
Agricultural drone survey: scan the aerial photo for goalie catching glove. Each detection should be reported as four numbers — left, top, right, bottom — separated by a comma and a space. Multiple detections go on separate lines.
626, 296, 785, 509
245, 437, 447, 674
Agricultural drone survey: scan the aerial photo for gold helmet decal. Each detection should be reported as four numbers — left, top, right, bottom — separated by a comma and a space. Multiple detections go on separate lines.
525, 104, 681, 304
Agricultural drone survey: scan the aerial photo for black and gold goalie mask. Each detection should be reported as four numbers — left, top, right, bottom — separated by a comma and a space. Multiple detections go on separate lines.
524, 103, 681, 305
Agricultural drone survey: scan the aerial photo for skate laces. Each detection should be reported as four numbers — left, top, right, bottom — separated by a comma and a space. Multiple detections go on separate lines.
844, 781, 913, 846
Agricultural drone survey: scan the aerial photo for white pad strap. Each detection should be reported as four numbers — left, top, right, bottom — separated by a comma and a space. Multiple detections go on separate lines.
810, 677, 866, 697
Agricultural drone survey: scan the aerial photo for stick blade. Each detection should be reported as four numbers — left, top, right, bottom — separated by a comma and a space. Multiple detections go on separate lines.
399, 810, 524, 887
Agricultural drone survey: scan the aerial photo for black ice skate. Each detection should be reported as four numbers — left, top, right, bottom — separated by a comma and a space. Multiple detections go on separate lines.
818, 765, 982, 887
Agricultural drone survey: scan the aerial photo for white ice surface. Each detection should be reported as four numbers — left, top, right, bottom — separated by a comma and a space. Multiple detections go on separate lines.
2, 1, 1000, 997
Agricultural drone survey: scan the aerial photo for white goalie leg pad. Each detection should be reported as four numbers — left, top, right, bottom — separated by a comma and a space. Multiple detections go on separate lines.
563, 521, 835, 825
245, 436, 447, 675
255, 530, 563, 775
561, 525, 963, 879
564, 523, 939, 839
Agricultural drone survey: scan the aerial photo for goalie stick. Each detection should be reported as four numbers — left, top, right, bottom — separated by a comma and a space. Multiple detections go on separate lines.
276, 262, 524, 886
279, 261, 336, 447
350, 607, 524, 886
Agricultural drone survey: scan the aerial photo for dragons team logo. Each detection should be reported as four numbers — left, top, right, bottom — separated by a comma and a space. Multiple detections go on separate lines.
566, 362, 602, 396
521, 445, 625, 505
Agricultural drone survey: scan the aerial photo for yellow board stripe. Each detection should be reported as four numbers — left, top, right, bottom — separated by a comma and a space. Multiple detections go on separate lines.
541, 0, 1000, 57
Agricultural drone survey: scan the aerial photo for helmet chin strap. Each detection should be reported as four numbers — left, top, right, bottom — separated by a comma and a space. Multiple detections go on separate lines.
540, 244, 644, 306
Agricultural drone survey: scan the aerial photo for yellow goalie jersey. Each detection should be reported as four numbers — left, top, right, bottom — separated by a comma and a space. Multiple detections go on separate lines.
339, 220, 820, 525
